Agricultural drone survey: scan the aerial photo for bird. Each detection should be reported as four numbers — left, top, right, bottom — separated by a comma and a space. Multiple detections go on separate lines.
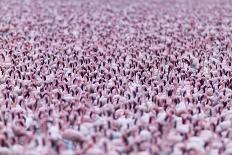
0, 0, 231, 154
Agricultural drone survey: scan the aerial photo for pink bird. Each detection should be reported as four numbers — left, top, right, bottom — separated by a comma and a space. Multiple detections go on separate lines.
0, 0, 231, 154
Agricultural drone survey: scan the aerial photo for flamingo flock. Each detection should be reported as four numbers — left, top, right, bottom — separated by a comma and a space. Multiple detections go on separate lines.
0, 0, 232, 154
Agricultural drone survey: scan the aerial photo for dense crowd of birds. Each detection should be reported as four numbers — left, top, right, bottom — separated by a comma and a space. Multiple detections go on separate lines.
0, 0, 232, 154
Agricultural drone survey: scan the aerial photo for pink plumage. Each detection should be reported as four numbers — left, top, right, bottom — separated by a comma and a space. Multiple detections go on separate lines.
0, 0, 231, 154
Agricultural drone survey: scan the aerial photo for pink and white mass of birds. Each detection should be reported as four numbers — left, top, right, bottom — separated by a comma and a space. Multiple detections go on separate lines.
0, 0, 232, 154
